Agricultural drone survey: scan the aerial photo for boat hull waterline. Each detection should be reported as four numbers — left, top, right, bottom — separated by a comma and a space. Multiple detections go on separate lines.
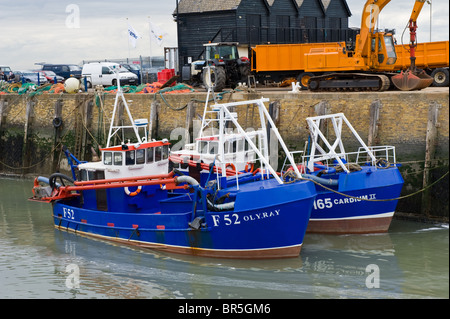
52, 180, 316, 259
306, 167, 404, 234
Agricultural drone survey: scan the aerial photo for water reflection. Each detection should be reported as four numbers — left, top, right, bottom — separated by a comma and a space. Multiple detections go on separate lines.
0, 178, 448, 299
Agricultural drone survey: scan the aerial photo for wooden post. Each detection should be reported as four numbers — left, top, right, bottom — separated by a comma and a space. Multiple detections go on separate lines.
22, 97, 35, 175
368, 100, 382, 147
421, 102, 440, 217
83, 100, 94, 161
52, 99, 64, 172
268, 101, 281, 170
314, 101, 329, 150
0, 98, 8, 172
314, 100, 329, 117
149, 99, 160, 140
267, 100, 280, 142
0, 98, 7, 130
185, 100, 195, 144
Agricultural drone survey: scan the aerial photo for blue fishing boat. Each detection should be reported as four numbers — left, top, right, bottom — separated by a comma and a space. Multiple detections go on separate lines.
171, 79, 404, 235
30, 78, 316, 259
282, 113, 404, 234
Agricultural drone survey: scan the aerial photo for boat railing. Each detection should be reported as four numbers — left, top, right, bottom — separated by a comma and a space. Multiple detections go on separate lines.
209, 98, 302, 186
356, 145, 397, 166
297, 144, 397, 172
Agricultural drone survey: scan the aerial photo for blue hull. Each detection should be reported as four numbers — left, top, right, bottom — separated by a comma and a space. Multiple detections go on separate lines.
307, 166, 404, 233
52, 179, 316, 259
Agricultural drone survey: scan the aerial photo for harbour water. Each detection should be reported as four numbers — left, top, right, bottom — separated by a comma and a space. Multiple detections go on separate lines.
0, 177, 448, 299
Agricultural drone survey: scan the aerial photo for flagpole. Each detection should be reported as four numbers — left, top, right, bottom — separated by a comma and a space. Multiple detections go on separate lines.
126, 18, 130, 58
148, 17, 153, 70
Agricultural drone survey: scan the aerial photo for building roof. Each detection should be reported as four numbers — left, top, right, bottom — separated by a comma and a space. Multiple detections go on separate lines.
176, 0, 242, 14
175, 0, 351, 16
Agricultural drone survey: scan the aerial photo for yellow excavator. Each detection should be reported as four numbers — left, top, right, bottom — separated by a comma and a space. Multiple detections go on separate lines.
307, 0, 433, 91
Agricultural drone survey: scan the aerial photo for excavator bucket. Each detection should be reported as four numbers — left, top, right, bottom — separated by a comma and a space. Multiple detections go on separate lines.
392, 69, 434, 91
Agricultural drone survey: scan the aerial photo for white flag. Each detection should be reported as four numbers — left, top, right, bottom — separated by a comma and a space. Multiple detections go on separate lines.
128, 23, 141, 48
149, 21, 167, 47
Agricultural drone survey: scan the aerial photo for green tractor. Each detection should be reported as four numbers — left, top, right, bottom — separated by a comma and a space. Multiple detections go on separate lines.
201, 42, 251, 92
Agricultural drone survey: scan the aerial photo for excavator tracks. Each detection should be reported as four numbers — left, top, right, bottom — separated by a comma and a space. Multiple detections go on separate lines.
308, 73, 391, 92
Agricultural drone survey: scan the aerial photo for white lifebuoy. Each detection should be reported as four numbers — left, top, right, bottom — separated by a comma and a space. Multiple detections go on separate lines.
124, 186, 142, 196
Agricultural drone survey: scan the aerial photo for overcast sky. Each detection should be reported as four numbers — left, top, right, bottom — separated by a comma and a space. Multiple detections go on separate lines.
1, 0, 448, 70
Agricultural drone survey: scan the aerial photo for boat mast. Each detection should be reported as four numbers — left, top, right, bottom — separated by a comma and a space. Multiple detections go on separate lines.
106, 66, 143, 148
212, 98, 302, 184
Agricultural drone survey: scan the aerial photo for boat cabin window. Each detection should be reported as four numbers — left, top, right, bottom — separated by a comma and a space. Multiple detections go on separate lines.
224, 140, 238, 154
114, 152, 123, 166
78, 169, 105, 181
155, 145, 169, 161
147, 147, 154, 163
146, 145, 169, 163
103, 147, 167, 167
237, 139, 244, 152
136, 149, 145, 164
230, 140, 237, 153
103, 152, 112, 165
209, 141, 218, 154
126, 150, 135, 166
199, 141, 208, 154
162, 145, 169, 160
155, 146, 162, 161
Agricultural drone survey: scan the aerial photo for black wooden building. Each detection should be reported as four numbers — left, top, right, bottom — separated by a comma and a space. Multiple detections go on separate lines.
174, 0, 357, 68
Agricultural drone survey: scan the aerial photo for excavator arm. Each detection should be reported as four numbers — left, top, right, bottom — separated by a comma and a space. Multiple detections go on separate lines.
406, 0, 427, 68
358, 0, 392, 58
409, 0, 427, 21
392, 0, 433, 90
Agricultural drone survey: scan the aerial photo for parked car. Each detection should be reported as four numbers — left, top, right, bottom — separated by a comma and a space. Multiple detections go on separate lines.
0, 65, 15, 82
37, 70, 64, 83
82, 62, 139, 87
15, 70, 48, 85
121, 63, 141, 84
42, 64, 82, 79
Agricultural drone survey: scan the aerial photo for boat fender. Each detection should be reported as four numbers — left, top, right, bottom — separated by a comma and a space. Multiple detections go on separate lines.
302, 174, 338, 186
124, 186, 142, 196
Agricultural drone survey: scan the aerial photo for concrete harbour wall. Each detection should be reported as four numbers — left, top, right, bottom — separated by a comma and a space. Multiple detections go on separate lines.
0, 89, 448, 219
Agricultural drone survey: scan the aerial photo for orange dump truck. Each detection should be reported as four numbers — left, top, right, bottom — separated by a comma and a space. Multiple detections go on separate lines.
251, 40, 449, 89
251, 41, 355, 89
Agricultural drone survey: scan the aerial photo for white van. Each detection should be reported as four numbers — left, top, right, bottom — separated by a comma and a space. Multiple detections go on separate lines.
82, 62, 138, 87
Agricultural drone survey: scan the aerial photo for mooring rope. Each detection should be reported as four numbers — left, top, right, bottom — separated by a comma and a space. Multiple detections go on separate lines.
291, 170, 450, 202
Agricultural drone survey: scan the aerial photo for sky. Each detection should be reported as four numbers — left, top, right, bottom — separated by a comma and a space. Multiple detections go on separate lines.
0, 0, 448, 70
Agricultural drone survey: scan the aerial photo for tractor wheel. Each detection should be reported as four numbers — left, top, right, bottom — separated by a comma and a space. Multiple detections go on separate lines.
203, 66, 226, 92
239, 64, 251, 84
431, 68, 449, 87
